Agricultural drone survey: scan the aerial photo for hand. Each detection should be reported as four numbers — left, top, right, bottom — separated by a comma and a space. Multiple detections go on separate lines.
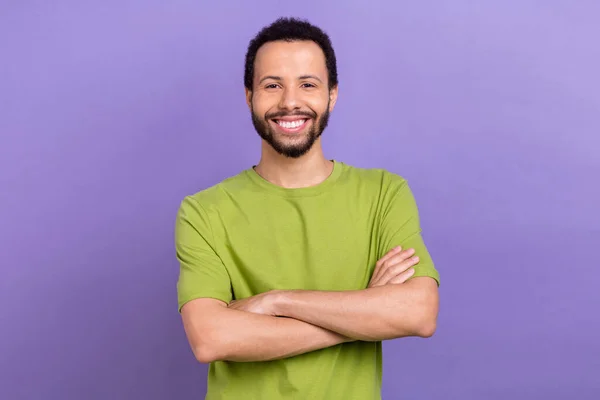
368, 246, 419, 288
228, 290, 281, 316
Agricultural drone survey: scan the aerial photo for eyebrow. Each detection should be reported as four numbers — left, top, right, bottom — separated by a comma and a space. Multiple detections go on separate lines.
259, 75, 323, 83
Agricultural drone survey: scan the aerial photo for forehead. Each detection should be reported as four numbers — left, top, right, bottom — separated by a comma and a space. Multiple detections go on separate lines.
254, 40, 327, 81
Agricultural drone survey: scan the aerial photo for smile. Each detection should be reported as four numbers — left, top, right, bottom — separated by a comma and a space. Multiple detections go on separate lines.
276, 119, 306, 128
272, 118, 310, 134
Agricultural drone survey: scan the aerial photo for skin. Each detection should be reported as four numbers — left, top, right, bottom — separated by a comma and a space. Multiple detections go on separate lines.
180, 40, 439, 363
183, 247, 425, 363
229, 248, 437, 342
245, 40, 338, 189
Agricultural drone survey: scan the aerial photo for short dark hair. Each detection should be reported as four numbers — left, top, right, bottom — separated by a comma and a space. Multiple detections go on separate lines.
244, 17, 338, 91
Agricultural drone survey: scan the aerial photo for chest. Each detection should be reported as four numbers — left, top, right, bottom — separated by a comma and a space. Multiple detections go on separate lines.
214, 195, 382, 299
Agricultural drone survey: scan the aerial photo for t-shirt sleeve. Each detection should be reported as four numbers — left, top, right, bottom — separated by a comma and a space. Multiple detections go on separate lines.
378, 175, 440, 286
175, 195, 233, 312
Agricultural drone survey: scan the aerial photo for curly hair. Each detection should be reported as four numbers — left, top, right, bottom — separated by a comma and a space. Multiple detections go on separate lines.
244, 17, 338, 90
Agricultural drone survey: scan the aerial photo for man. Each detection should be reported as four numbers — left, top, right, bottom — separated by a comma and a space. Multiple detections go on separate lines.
175, 17, 440, 400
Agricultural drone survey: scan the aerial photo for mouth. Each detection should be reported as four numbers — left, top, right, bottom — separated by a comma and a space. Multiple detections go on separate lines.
270, 118, 311, 135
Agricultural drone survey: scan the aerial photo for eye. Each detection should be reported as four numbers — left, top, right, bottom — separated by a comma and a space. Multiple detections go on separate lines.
265, 83, 280, 89
301, 83, 316, 88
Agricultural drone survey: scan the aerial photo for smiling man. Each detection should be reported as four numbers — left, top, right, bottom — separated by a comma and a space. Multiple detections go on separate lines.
175, 17, 440, 400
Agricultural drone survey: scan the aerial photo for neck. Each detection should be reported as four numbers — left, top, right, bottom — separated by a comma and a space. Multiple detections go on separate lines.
254, 139, 333, 189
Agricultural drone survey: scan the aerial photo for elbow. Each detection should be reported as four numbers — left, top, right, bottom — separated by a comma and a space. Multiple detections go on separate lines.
415, 318, 437, 338
191, 331, 226, 364
415, 287, 439, 338
388, 277, 439, 339
181, 299, 230, 364
412, 299, 438, 338
414, 302, 438, 338
193, 338, 229, 363
193, 345, 218, 364
386, 314, 437, 340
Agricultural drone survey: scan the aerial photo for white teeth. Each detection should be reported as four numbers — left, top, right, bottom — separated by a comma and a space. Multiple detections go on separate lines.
277, 119, 305, 129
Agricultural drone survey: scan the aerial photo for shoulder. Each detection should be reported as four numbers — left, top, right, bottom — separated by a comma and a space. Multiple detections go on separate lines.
178, 169, 252, 217
339, 161, 409, 192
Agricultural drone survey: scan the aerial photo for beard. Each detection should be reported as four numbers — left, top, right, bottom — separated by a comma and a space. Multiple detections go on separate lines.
251, 101, 331, 159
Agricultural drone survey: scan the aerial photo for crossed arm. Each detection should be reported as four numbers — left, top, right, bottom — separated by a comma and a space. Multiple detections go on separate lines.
180, 247, 439, 363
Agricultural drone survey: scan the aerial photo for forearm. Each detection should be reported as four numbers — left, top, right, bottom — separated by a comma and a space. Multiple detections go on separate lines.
274, 277, 438, 341
218, 311, 350, 362
186, 303, 350, 363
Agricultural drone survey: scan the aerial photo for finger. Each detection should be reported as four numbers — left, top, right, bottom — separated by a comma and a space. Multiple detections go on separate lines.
383, 255, 418, 280
385, 248, 416, 267
371, 247, 404, 283
372, 246, 402, 276
388, 267, 416, 285
371, 248, 415, 285
377, 246, 403, 267
377, 255, 419, 286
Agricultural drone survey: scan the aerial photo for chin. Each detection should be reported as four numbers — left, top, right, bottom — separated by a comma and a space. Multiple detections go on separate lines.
271, 138, 317, 158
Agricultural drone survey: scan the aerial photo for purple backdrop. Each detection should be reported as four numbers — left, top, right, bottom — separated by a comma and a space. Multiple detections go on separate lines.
1, 1, 599, 399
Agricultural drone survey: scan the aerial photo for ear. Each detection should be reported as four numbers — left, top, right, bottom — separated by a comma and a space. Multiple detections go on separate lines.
245, 88, 253, 109
328, 85, 339, 112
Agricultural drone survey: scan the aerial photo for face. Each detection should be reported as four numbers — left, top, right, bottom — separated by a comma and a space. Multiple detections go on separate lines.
246, 40, 338, 158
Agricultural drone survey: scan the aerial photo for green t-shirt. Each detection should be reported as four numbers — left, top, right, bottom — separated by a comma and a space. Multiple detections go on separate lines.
175, 160, 440, 400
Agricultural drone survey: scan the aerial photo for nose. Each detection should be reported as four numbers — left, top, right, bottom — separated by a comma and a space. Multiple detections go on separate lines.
278, 86, 300, 110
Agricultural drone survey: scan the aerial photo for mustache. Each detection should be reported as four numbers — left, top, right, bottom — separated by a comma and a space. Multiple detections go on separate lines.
266, 110, 316, 120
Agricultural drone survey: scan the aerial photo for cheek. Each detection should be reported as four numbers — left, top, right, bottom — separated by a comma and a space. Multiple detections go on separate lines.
309, 91, 330, 110
252, 92, 277, 114
309, 98, 330, 115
